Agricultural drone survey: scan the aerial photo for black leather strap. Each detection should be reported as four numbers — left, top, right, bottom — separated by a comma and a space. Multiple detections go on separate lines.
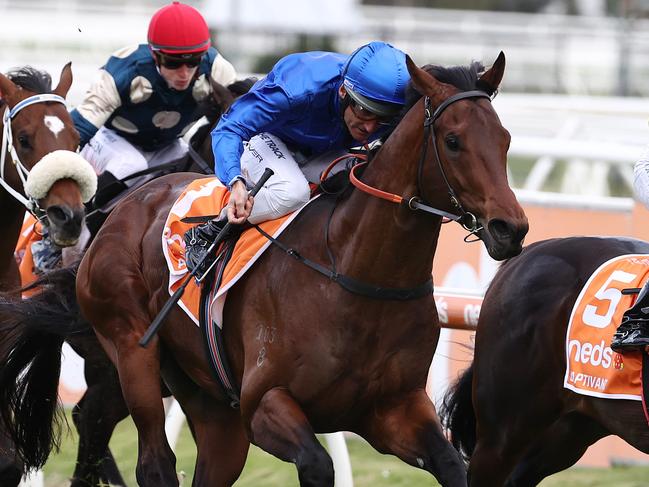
253, 224, 433, 301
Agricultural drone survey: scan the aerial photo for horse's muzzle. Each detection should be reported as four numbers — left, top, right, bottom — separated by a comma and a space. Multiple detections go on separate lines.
46, 205, 85, 247
485, 217, 529, 260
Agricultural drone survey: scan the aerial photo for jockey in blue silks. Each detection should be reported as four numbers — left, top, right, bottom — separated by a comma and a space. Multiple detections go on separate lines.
211, 41, 411, 225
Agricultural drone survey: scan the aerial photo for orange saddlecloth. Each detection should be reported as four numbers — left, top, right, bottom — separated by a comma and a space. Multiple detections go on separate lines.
564, 254, 649, 400
162, 176, 311, 326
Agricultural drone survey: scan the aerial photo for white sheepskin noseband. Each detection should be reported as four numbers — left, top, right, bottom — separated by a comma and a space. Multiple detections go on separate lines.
24, 150, 98, 203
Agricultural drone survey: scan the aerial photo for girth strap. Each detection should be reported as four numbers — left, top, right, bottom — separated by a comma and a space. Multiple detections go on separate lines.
199, 240, 241, 408
253, 224, 433, 301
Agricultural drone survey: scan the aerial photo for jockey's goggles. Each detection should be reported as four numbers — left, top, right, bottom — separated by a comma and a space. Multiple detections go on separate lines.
349, 98, 396, 126
157, 52, 204, 70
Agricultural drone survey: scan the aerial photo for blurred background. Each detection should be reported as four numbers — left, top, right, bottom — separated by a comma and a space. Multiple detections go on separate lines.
2, 0, 649, 198
4, 1, 649, 484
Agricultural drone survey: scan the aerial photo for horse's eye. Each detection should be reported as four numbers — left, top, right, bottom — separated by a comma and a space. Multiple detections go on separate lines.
445, 134, 460, 152
17, 134, 31, 150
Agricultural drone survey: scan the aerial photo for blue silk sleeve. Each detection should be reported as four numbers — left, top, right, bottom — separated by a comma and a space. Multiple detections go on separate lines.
211, 82, 295, 185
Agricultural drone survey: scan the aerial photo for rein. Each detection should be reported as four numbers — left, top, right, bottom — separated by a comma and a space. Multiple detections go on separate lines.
251, 90, 495, 300
0, 93, 67, 217
254, 222, 433, 300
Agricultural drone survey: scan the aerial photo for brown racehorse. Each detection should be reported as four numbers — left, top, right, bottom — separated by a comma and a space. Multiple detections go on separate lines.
0, 54, 528, 486
0, 64, 96, 486
441, 236, 649, 486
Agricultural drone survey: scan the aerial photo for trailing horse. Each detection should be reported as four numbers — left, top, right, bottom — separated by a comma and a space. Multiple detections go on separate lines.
0, 64, 96, 486
0, 54, 527, 486
441, 236, 649, 486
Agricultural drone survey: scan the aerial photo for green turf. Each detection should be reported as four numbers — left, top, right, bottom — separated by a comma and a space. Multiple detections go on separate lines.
40, 410, 649, 486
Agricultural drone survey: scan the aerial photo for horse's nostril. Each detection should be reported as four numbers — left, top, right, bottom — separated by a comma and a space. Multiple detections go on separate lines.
46, 205, 74, 225
488, 219, 513, 241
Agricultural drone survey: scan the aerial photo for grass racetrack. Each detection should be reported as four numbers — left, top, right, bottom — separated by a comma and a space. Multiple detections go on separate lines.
41, 410, 649, 486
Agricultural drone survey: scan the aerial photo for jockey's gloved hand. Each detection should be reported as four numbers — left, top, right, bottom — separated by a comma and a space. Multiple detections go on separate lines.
227, 180, 253, 224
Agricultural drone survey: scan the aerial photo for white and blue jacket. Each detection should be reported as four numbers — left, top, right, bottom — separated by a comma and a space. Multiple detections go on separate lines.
72, 44, 236, 151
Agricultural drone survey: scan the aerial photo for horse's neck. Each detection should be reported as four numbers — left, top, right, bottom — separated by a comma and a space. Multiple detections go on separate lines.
330, 120, 444, 286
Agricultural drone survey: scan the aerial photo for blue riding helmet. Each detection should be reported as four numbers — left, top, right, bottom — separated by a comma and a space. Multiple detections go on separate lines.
342, 41, 410, 118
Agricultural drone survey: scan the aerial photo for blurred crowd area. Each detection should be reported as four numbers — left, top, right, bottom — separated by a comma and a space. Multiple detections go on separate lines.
2, 0, 649, 198
2, 0, 649, 98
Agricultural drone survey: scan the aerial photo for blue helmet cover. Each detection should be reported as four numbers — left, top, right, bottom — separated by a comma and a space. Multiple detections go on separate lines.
343, 41, 410, 109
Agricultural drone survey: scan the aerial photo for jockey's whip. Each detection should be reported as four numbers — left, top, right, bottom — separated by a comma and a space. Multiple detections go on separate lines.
139, 167, 274, 348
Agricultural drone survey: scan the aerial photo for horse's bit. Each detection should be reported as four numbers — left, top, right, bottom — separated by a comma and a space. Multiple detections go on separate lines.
350, 90, 492, 242
0, 93, 67, 217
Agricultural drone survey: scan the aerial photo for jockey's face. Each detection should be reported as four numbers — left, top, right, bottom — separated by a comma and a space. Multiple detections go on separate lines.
159, 63, 198, 91
339, 86, 385, 142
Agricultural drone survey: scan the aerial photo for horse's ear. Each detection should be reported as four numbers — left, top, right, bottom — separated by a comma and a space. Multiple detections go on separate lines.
405, 55, 429, 95
53, 62, 73, 99
0, 72, 18, 102
209, 78, 235, 113
477, 51, 506, 95
405, 55, 453, 104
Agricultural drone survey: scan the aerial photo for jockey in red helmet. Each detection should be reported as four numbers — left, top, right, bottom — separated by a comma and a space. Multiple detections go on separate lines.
70, 1, 236, 234
148, 0, 212, 87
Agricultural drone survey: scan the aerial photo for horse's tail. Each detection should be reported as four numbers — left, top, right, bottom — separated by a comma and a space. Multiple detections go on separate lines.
0, 263, 86, 469
439, 363, 476, 462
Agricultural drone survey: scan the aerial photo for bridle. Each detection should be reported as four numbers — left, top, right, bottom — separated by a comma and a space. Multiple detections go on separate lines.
254, 90, 497, 301
350, 90, 492, 241
0, 93, 67, 217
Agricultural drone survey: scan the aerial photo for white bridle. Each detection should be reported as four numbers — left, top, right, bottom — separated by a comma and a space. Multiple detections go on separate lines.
0, 93, 97, 217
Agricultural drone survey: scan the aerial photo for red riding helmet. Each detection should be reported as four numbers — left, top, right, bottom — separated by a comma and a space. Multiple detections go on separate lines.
148, 1, 211, 55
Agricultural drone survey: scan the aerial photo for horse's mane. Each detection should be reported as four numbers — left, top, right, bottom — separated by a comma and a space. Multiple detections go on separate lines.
0, 66, 53, 112
193, 77, 257, 122
5, 66, 53, 94
190, 77, 257, 150
401, 61, 489, 117
378, 61, 490, 140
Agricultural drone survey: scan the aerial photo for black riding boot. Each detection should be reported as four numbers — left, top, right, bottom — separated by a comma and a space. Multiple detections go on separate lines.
611, 280, 649, 353
184, 218, 229, 274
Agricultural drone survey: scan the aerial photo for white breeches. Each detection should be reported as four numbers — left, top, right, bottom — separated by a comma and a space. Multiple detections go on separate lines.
240, 133, 311, 224
80, 127, 188, 189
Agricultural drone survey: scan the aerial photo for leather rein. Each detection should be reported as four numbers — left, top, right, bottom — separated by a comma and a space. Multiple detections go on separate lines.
256, 90, 492, 301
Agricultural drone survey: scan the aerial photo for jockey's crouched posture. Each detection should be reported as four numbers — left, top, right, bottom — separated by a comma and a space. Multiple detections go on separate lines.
71, 1, 236, 235
184, 42, 411, 270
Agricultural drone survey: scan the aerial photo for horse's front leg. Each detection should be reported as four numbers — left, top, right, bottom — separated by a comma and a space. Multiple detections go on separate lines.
360, 389, 467, 487
81, 303, 178, 487
107, 328, 178, 486
245, 387, 334, 487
